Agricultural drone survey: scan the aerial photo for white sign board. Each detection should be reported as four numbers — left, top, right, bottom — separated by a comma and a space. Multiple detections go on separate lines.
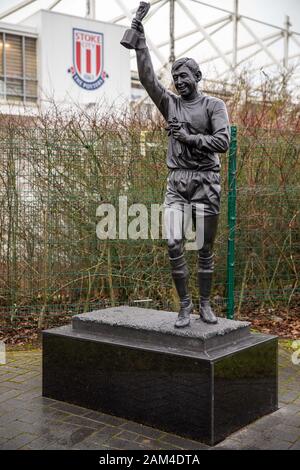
23, 10, 131, 108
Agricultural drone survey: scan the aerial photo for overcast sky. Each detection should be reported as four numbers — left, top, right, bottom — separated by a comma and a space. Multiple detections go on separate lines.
1, 0, 300, 79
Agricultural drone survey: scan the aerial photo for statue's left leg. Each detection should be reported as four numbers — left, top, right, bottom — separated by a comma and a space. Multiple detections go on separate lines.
191, 170, 221, 324
197, 214, 219, 324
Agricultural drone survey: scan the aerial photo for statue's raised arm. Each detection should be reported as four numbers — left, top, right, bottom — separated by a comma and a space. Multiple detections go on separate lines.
120, 2, 167, 111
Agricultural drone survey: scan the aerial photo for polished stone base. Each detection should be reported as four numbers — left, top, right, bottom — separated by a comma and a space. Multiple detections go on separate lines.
43, 306, 278, 445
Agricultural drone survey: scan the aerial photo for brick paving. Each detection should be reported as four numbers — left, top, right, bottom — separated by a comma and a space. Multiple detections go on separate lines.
0, 346, 299, 450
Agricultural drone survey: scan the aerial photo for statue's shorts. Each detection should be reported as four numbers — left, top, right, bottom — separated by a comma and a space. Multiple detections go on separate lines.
164, 169, 221, 216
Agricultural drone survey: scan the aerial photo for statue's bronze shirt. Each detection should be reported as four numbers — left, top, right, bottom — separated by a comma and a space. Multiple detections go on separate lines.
154, 89, 230, 171
136, 47, 230, 171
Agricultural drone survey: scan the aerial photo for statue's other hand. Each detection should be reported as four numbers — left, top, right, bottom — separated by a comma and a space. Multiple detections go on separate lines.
172, 127, 191, 144
131, 18, 145, 36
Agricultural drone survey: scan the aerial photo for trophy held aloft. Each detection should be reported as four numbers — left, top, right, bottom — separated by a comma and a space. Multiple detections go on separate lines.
120, 2, 150, 49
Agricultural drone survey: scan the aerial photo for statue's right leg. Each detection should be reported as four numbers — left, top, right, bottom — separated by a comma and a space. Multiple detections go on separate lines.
164, 205, 193, 328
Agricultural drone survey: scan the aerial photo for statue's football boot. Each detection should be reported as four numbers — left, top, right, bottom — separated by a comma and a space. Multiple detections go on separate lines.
174, 301, 193, 328
199, 300, 218, 324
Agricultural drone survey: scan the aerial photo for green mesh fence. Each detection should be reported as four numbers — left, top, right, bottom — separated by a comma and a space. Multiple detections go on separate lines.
233, 127, 300, 313
0, 123, 299, 333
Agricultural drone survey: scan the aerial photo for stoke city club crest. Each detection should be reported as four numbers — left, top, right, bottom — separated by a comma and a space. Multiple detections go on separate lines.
69, 28, 107, 90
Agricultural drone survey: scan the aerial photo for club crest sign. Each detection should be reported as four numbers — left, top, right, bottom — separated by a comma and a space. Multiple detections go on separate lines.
69, 28, 107, 90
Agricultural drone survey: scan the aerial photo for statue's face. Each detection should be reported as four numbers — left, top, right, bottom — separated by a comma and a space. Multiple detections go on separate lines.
172, 65, 198, 99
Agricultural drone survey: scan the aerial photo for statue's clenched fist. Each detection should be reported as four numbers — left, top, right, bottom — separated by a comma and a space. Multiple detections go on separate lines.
131, 18, 145, 36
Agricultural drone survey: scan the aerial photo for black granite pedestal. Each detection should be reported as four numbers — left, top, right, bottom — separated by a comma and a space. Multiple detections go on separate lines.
43, 306, 278, 445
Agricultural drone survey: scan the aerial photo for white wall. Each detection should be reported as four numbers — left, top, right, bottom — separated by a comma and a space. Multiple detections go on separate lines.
22, 10, 131, 109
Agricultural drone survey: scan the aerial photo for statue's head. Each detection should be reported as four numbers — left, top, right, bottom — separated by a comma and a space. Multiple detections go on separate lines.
171, 58, 202, 99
